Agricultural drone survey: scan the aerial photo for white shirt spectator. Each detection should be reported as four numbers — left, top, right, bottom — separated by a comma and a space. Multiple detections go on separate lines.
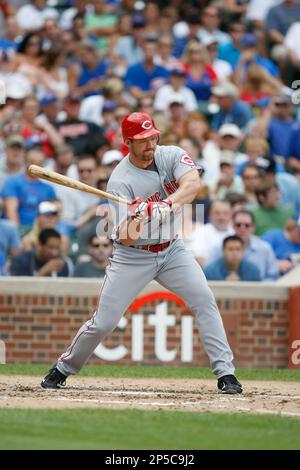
188, 223, 233, 265
16, 4, 59, 31
153, 84, 198, 113
246, 0, 281, 22
212, 59, 233, 82
79, 95, 105, 127
197, 28, 230, 47
284, 22, 300, 61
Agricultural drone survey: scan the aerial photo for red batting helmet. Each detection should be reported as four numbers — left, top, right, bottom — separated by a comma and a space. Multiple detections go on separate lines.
121, 112, 160, 142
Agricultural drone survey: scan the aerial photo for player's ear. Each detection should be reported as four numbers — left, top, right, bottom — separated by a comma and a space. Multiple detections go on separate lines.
125, 138, 131, 147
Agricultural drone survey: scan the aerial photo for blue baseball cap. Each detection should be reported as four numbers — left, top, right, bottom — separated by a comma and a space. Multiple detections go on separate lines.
292, 213, 300, 227
240, 33, 257, 48
131, 13, 145, 28
40, 93, 58, 106
102, 100, 116, 112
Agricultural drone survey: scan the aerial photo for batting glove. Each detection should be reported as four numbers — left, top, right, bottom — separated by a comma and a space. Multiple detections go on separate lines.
128, 197, 149, 222
148, 199, 172, 223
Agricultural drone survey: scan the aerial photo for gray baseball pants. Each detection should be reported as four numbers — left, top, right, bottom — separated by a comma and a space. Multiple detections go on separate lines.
57, 239, 235, 378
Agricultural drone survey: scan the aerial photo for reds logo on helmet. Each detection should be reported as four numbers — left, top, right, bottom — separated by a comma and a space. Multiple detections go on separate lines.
121, 112, 160, 141
141, 120, 153, 130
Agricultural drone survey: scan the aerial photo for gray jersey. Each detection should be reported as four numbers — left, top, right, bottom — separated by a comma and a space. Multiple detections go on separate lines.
107, 145, 198, 245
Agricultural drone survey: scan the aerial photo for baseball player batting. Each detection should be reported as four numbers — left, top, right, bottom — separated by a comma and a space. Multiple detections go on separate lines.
41, 112, 242, 394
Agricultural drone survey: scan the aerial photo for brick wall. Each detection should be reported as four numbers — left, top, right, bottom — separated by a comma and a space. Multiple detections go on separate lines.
0, 278, 299, 368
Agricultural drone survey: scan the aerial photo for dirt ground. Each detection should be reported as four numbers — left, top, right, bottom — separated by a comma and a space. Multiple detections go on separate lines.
0, 375, 299, 418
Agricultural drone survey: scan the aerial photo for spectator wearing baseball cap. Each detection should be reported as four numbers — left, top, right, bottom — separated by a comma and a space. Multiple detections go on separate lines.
250, 181, 293, 236
0, 135, 25, 189
39, 94, 60, 125
258, 157, 300, 216
204, 35, 233, 82
153, 65, 198, 113
262, 215, 300, 275
211, 82, 253, 131
209, 150, 244, 199
216, 123, 247, 169
235, 137, 281, 176
101, 149, 122, 176
113, 13, 145, 66
234, 37, 281, 112
56, 94, 109, 156
251, 92, 296, 161
22, 201, 69, 256
124, 38, 169, 101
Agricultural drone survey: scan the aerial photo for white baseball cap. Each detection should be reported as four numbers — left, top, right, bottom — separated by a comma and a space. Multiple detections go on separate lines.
212, 82, 239, 98
218, 124, 243, 138
38, 201, 58, 216
102, 150, 123, 166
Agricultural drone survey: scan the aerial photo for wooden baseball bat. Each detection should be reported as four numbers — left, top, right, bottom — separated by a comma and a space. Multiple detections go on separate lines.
28, 164, 131, 205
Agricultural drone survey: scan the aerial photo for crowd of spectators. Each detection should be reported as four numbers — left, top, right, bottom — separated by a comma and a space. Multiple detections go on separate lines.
1, 0, 300, 282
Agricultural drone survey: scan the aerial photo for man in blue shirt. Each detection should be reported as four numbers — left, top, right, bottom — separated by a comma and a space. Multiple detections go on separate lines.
0, 197, 21, 275
232, 210, 279, 281
125, 38, 169, 101
287, 121, 300, 175
211, 82, 253, 131
252, 93, 296, 160
266, 0, 300, 45
204, 235, 261, 281
236, 33, 279, 77
259, 159, 300, 215
262, 215, 300, 275
1, 146, 56, 233
113, 13, 145, 66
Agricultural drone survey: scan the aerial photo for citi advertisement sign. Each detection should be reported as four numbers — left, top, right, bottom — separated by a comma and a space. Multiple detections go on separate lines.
94, 292, 197, 363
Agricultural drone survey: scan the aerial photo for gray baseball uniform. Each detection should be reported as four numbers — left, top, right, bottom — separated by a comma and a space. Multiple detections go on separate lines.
57, 145, 235, 378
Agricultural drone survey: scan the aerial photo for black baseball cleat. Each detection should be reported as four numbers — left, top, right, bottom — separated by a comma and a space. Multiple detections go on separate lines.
41, 365, 67, 389
217, 375, 243, 394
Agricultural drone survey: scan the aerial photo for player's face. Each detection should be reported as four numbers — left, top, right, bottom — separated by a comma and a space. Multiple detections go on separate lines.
128, 136, 158, 162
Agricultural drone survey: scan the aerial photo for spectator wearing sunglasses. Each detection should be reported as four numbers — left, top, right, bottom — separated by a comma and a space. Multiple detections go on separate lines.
232, 209, 279, 280
74, 235, 113, 278
252, 92, 296, 161
204, 209, 279, 281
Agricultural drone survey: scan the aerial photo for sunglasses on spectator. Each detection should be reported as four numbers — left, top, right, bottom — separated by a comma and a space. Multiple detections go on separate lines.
78, 168, 94, 173
234, 222, 252, 228
91, 243, 110, 248
204, 12, 219, 17
243, 174, 260, 179
28, 40, 40, 46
